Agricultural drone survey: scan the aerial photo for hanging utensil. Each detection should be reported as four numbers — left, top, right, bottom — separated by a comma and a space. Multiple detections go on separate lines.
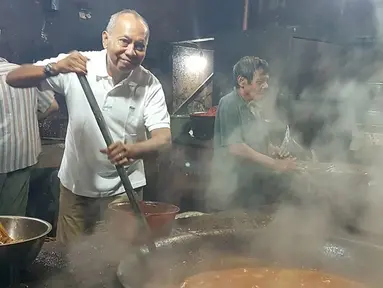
77, 75, 156, 252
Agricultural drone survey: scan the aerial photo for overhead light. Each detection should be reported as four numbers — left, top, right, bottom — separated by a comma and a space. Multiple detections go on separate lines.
184, 52, 207, 73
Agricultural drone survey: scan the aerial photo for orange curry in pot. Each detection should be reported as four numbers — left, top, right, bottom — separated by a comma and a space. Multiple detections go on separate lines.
179, 267, 366, 287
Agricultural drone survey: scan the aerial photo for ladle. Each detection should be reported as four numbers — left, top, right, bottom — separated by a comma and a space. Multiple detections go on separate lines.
77, 75, 156, 252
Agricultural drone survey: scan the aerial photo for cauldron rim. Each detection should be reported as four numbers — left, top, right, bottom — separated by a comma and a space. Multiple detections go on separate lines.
117, 228, 383, 288
107, 201, 180, 216
138, 228, 383, 253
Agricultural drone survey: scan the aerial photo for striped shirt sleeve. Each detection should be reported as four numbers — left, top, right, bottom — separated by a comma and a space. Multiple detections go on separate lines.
0, 62, 46, 173
36, 89, 55, 113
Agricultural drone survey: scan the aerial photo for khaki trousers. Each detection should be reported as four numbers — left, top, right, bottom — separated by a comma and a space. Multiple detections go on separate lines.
57, 183, 143, 244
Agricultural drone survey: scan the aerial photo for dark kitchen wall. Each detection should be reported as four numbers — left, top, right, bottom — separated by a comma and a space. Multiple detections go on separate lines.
1, 0, 378, 64
0, 1, 44, 62
247, 0, 377, 41
0, 0, 244, 63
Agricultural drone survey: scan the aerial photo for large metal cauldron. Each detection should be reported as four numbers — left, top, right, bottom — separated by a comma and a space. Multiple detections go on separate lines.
0, 216, 52, 270
117, 217, 383, 287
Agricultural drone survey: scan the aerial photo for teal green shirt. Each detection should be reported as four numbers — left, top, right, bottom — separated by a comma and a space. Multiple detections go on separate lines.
214, 90, 269, 154
210, 90, 277, 209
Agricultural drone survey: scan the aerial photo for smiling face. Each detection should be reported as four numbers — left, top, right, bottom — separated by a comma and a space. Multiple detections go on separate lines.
102, 13, 148, 79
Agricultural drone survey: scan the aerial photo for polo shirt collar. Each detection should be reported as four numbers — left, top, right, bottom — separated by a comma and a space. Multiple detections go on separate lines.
94, 50, 109, 80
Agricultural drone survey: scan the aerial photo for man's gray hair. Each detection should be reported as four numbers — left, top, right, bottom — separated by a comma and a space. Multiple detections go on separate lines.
105, 9, 150, 40
0, 57, 8, 63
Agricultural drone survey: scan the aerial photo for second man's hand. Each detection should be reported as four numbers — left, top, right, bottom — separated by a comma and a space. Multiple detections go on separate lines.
100, 141, 136, 166
268, 143, 291, 159
273, 157, 297, 172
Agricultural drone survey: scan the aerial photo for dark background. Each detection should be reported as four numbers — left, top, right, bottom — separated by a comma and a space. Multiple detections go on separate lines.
0, 0, 379, 63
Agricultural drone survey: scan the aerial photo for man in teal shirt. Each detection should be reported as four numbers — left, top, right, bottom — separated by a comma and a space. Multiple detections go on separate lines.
210, 56, 296, 210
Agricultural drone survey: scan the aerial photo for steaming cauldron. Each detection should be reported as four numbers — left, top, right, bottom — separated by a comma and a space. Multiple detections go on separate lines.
117, 214, 383, 288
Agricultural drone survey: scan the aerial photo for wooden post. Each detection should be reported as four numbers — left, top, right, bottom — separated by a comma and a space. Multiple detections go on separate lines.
243, 0, 249, 31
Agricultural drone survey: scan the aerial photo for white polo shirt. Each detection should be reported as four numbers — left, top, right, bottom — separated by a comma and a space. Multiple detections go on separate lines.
35, 50, 170, 198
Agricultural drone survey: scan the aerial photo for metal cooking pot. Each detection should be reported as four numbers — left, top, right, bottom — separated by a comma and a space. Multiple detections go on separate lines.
117, 218, 383, 287
0, 216, 52, 270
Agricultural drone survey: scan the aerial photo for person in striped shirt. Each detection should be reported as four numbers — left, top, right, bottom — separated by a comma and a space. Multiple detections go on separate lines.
0, 57, 59, 216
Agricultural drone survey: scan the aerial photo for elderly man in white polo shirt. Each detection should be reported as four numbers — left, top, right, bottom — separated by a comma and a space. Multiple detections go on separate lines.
6, 9, 171, 243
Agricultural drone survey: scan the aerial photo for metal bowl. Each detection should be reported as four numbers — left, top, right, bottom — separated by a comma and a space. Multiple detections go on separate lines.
107, 201, 180, 243
0, 216, 52, 270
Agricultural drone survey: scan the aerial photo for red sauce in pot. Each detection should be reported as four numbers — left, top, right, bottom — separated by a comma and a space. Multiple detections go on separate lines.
193, 106, 217, 117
